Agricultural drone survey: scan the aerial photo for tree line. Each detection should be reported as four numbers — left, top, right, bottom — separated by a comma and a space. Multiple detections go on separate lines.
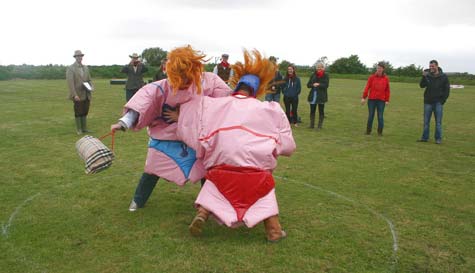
1, 47, 474, 85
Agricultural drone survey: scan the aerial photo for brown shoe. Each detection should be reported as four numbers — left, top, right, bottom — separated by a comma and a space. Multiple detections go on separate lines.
189, 207, 210, 236
264, 215, 286, 242
267, 230, 287, 243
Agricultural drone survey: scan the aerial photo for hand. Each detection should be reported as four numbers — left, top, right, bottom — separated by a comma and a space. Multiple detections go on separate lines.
385, 101, 389, 105
313, 83, 320, 87
111, 123, 124, 132
163, 106, 180, 123
74, 96, 80, 101
361, 98, 366, 105
271, 86, 276, 91
422, 71, 428, 77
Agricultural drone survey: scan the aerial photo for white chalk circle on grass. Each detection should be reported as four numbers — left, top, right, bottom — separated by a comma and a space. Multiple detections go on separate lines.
275, 176, 398, 270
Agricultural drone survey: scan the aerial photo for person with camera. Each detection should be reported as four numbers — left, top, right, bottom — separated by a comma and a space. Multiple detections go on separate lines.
417, 60, 450, 144
121, 53, 149, 101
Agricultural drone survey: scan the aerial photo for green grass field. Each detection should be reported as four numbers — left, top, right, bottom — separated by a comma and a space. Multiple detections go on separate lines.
1, 78, 474, 273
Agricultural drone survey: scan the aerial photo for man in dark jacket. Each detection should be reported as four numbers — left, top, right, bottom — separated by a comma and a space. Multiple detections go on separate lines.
417, 60, 450, 144
265, 56, 284, 103
121, 53, 149, 101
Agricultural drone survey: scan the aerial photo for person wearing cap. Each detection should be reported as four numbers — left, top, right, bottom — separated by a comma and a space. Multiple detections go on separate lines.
110, 45, 231, 212
154, 58, 168, 81
265, 56, 284, 103
66, 50, 94, 135
175, 49, 296, 242
361, 62, 390, 136
121, 53, 149, 101
213, 53, 234, 84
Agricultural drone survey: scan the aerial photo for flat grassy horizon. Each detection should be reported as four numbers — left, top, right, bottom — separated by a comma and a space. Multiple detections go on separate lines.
1, 78, 474, 273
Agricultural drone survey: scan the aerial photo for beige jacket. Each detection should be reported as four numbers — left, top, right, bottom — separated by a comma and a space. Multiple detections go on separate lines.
66, 62, 93, 101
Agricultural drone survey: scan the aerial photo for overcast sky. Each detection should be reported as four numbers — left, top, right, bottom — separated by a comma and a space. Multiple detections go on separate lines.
2, 0, 475, 73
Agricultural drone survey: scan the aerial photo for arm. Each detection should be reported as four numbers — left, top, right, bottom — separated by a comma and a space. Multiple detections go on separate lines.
66, 67, 78, 99
362, 76, 372, 99
385, 77, 391, 102
296, 78, 301, 95
318, 74, 329, 89
442, 75, 450, 104
111, 110, 139, 132
123, 83, 166, 130
141, 64, 149, 74
306, 74, 315, 88
121, 65, 129, 74
213, 65, 218, 74
419, 76, 428, 88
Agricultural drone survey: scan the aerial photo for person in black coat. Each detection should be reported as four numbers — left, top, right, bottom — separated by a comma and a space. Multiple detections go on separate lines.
306, 63, 329, 129
417, 60, 450, 144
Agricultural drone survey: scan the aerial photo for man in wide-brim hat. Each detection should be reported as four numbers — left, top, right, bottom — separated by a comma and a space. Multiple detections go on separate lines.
121, 53, 148, 101
66, 50, 93, 135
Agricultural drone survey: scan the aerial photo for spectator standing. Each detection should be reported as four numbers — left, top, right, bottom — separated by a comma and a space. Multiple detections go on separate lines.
66, 50, 93, 135
154, 58, 168, 81
417, 60, 450, 144
121, 53, 148, 101
265, 56, 284, 103
361, 62, 390, 135
282, 65, 301, 127
213, 53, 233, 84
307, 63, 330, 129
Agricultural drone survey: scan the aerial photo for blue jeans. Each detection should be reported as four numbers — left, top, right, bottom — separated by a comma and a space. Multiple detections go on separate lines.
422, 103, 443, 141
367, 99, 386, 130
265, 93, 280, 103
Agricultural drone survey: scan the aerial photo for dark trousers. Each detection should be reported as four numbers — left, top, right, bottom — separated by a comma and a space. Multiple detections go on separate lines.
73, 99, 90, 117
367, 99, 385, 130
133, 173, 208, 207
310, 103, 325, 118
133, 173, 159, 207
126, 89, 139, 102
284, 96, 299, 124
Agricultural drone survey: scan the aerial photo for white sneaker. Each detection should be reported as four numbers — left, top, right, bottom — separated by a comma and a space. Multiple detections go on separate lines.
128, 200, 138, 212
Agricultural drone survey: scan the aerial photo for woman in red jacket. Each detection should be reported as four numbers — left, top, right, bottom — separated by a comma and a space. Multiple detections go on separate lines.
361, 62, 391, 136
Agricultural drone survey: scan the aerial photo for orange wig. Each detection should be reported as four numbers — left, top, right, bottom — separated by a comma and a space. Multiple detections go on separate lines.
166, 45, 206, 94
229, 49, 276, 98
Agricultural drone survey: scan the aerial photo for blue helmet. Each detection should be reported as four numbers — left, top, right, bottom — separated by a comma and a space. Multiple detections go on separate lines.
233, 74, 260, 96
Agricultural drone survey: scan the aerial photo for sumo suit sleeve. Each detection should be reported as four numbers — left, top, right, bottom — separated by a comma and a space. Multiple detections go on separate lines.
275, 108, 296, 157
123, 83, 166, 131
176, 97, 205, 158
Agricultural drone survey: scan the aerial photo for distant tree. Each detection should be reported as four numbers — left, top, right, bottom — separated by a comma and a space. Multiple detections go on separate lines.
394, 64, 423, 77
313, 56, 330, 68
279, 59, 293, 69
328, 54, 368, 74
141, 47, 168, 67
371, 60, 394, 75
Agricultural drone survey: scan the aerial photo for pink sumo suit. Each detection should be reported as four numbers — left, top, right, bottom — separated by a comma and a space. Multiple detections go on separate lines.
123, 72, 231, 185
176, 94, 296, 228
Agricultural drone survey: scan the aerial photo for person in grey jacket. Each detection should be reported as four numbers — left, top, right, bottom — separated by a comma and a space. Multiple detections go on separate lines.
417, 60, 450, 144
66, 50, 93, 135
282, 65, 301, 127
121, 53, 148, 101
